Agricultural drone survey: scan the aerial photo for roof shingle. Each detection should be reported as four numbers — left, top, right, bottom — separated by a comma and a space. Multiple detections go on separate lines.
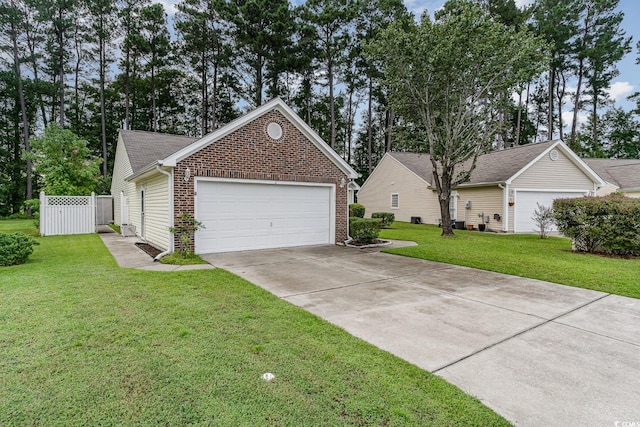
120, 130, 198, 174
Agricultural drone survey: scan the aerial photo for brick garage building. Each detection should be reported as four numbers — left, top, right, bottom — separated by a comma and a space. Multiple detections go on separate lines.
110, 98, 359, 256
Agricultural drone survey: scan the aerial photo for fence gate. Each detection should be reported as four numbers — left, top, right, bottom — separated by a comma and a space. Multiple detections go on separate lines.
40, 192, 96, 236
96, 195, 113, 225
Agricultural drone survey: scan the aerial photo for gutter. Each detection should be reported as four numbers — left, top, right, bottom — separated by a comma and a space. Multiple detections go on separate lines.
153, 164, 173, 261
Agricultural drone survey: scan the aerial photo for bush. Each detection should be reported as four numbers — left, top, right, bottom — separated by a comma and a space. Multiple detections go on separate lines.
371, 212, 395, 228
531, 203, 554, 239
349, 217, 382, 244
349, 203, 365, 218
553, 195, 640, 256
0, 232, 40, 266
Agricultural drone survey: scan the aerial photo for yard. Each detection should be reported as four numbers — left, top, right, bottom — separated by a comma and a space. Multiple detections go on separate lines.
0, 220, 508, 426
381, 222, 640, 299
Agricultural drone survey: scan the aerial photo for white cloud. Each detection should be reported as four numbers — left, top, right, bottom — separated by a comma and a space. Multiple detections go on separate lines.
561, 110, 588, 130
606, 81, 634, 102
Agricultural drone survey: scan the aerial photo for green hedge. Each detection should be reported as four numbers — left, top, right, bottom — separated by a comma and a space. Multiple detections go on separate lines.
349, 203, 365, 218
553, 195, 640, 256
0, 232, 40, 266
371, 212, 395, 227
349, 217, 382, 244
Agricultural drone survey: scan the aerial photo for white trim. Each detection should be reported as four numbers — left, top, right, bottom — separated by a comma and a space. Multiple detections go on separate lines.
502, 184, 508, 232
512, 188, 589, 233
391, 193, 399, 209
163, 98, 358, 179
450, 191, 458, 221
193, 177, 337, 251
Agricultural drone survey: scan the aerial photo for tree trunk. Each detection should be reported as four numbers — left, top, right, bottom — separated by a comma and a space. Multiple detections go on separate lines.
100, 36, 108, 177
201, 50, 207, 136
58, 8, 65, 127
255, 54, 263, 107
547, 66, 554, 140
212, 62, 218, 130
24, 20, 48, 127
386, 108, 394, 152
515, 90, 522, 147
592, 94, 598, 146
328, 57, 335, 149
367, 77, 373, 174
10, 3, 32, 208
151, 64, 157, 132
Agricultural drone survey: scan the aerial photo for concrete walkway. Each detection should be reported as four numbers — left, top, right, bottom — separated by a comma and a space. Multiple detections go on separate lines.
98, 226, 214, 271
201, 245, 640, 427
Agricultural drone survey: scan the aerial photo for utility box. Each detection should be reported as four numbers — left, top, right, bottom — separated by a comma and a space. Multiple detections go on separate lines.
121, 224, 136, 237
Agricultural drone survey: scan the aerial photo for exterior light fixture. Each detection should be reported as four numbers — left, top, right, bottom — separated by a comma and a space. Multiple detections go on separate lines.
184, 167, 191, 182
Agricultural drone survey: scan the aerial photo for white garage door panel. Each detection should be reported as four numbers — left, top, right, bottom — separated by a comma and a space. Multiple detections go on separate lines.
196, 181, 332, 253
515, 191, 586, 233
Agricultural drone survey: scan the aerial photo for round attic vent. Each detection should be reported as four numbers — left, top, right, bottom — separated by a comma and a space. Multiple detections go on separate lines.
267, 122, 283, 140
549, 149, 559, 161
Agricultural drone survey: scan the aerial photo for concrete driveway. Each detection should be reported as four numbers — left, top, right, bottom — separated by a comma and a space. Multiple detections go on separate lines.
202, 244, 640, 426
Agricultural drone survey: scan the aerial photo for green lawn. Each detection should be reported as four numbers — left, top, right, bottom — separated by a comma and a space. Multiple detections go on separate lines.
0, 220, 508, 426
381, 222, 640, 299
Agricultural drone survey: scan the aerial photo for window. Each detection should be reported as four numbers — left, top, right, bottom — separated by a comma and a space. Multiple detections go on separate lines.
449, 191, 458, 220
391, 193, 399, 209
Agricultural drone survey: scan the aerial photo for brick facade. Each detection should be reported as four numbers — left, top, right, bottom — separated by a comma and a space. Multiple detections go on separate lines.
174, 110, 349, 251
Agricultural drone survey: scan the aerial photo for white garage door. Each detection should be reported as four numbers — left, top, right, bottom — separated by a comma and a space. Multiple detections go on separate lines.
515, 190, 587, 233
195, 180, 333, 254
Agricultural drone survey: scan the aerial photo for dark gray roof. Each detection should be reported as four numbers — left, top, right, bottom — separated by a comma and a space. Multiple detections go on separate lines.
389, 140, 558, 186
583, 158, 640, 190
120, 130, 198, 174
388, 152, 433, 182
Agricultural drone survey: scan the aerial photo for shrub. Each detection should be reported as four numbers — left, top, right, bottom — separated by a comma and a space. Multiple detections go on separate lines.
531, 203, 554, 239
169, 213, 205, 256
349, 217, 382, 244
371, 212, 395, 228
553, 195, 640, 256
0, 232, 40, 266
349, 203, 365, 218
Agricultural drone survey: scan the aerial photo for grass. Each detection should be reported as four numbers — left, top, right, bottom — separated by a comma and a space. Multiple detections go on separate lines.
159, 252, 207, 265
108, 223, 121, 234
0, 219, 508, 426
381, 222, 640, 299
0, 218, 40, 236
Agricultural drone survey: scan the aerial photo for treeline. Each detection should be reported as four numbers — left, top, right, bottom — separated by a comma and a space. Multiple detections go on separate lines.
1, 0, 639, 216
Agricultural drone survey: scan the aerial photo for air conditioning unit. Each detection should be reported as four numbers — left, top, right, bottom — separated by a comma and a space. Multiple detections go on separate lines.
121, 224, 136, 237
465, 200, 472, 209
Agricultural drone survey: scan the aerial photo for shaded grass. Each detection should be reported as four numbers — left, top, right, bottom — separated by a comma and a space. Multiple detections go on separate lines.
0, 218, 39, 236
381, 222, 640, 299
0, 220, 509, 426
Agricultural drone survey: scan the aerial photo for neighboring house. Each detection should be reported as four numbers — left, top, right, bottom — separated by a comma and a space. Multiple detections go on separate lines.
110, 98, 359, 255
582, 158, 640, 198
357, 140, 605, 233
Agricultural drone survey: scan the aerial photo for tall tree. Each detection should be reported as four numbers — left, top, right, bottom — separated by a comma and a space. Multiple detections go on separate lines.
86, 0, 116, 176
176, 0, 233, 135
302, 0, 357, 149
228, 0, 295, 107
136, 3, 171, 132
1, 0, 33, 207
533, 0, 581, 140
369, 0, 547, 236
30, 0, 78, 127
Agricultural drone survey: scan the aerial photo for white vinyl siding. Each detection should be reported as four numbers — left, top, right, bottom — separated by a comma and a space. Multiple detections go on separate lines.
511, 150, 594, 189
357, 155, 440, 224
110, 135, 136, 226
455, 187, 503, 230
138, 173, 170, 250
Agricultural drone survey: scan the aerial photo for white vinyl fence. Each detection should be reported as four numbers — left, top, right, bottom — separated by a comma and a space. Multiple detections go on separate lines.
40, 192, 96, 236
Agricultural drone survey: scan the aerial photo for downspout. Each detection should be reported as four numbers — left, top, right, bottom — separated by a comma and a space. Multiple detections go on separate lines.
154, 164, 173, 261
498, 184, 508, 232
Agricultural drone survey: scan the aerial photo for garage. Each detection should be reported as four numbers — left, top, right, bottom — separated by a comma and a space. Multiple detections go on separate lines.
514, 190, 587, 233
195, 179, 334, 254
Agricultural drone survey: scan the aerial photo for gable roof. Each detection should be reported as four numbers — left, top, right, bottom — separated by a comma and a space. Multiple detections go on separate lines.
386, 140, 604, 188
161, 98, 359, 179
120, 130, 197, 175
583, 158, 640, 191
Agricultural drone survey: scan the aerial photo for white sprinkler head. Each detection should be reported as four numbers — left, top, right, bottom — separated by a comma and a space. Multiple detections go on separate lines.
262, 372, 275, 382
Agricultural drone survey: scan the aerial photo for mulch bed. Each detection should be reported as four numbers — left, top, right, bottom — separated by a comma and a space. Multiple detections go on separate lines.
135, 242, 163, 259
